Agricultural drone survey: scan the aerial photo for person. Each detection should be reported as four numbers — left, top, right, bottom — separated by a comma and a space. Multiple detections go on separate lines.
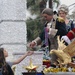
29, 8, 67, 48
0, 48, 14, 75
1, 48, 34, 67
58, 4, 74, 33
28, 8, 67, 65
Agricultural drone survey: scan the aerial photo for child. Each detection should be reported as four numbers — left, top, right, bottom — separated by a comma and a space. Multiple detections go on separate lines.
2, 48, 34, 67
0, 48, 14, 75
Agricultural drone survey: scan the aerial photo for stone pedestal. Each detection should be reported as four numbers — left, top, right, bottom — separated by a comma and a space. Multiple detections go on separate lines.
13, 51, 43, 75
0, 0, 27, 75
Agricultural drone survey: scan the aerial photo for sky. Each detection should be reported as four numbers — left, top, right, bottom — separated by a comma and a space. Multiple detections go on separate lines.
26, 0, 75, 19
60, 0, 75, 6
60, 0, 75, 14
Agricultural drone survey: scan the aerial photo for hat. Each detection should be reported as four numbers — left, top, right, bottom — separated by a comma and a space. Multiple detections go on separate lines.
58, 4, 69, 14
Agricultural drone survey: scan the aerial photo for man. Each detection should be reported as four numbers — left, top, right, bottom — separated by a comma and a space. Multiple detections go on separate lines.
28, 8, 67, 65
29, 8, 67, 48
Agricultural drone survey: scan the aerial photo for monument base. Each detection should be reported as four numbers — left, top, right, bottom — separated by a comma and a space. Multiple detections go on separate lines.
22, 72, 44, 75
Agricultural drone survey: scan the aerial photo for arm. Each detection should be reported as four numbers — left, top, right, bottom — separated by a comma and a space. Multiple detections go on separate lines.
13, 51, 34, 65
61, 28, 75, 45
28, 29, 44, 48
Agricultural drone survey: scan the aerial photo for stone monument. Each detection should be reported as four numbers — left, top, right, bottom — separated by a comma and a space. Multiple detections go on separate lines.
0, 0, 27, 75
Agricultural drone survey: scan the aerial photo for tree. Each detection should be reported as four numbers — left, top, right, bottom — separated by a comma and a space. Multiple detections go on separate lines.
53, 0, 60, 7
26, 0, 60, 41
49, 0, 52, 8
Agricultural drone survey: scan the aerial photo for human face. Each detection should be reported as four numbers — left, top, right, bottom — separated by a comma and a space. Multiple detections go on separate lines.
42, 14, 53, 22
3, 50, 8, 57
58, 10, 66, 19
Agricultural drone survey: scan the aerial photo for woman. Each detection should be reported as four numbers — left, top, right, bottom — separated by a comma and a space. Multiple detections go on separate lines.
0, 48, 14, 75
2, 48, 34, 67
61, 28, 75, 45
58, 4, 74, 33
0, 48, 34, 75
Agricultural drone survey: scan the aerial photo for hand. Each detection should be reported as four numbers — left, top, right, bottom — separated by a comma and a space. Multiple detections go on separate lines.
26, 51, 34, 56
28, 41, 37, 48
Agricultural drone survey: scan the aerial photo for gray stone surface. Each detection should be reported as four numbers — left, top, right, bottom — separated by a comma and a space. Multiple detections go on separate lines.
0, 0, 26, 20
0, 22, 27, 43
0, 0, 27, 75
14, 51, 43, 75
0, 22, 27, 75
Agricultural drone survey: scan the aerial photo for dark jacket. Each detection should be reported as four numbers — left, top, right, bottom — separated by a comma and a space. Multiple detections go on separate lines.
2, 63, 14, 75
39, 18, 67, 49
40, 18, 67, 41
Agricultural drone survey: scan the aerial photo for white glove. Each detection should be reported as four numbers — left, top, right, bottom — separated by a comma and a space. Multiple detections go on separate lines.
61, 36, 71, 45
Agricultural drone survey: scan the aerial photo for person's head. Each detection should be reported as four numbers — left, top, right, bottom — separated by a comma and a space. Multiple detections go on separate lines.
0, 48, 12, 75
0, 48, 8, 66
58, 4, 69, 19
0, 48, 8, 59
0, 48, 8, 68
42, 8, 53, 22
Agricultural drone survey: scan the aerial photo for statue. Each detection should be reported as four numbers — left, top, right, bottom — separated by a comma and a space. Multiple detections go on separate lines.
50, 36, 75, 66
23, 58, 39, 72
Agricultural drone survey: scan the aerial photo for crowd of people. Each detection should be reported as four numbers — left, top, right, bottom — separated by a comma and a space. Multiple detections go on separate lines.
28, 4, 75, 67
0, 4, 75, 75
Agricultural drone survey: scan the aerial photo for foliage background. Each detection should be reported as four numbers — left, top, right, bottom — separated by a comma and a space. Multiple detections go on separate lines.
26, 0, 60, 41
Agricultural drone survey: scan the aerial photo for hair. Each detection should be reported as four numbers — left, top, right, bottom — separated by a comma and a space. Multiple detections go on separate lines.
53, 11, 57, 15
42, 8, 53, 15
0, 48, 8, 75
58, 4, 69, 14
